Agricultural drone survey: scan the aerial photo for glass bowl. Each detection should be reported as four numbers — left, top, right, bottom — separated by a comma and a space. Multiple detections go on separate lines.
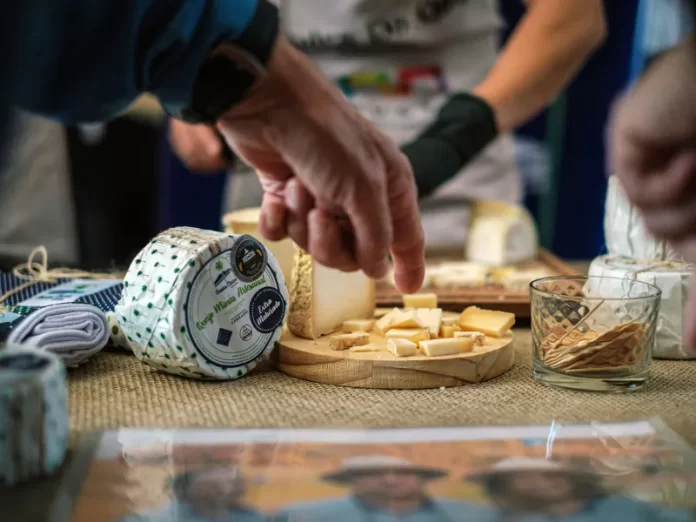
530, 276, 661, 392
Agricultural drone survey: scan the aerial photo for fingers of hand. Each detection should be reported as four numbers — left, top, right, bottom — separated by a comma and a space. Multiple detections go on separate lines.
169, 121, 225, 172
285, 179, 314, 252
384, 149, 425, 294
308, 209, 358, 271
259, 192, 288, 242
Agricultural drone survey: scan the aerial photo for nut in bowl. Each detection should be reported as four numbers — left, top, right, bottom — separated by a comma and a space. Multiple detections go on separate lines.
530, 276, 661, 392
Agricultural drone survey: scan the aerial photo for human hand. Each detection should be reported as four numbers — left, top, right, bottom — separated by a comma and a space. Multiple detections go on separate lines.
168, 119, 227, 173
217, 36, 425, 293
608, 35, 696, 347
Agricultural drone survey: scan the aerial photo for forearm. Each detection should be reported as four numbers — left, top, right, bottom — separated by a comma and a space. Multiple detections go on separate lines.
474, 0, 606, 133
15, 0, 258, 123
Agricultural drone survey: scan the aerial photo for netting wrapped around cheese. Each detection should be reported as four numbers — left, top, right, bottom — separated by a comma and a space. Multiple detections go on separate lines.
115, 227, 289, 380
588, 255, 693, 359
0, 346, 68, 485
604, 176, 684, 261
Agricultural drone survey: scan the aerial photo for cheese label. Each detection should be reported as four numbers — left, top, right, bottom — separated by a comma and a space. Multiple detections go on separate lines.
185, 240, 286, 369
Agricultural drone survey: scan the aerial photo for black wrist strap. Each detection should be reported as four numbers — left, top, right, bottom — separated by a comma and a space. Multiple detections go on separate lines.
176, 0, 279, 123
401, 92, 498, 198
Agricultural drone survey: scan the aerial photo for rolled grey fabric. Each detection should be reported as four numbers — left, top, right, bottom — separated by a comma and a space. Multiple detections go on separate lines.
7, 303, 109, 366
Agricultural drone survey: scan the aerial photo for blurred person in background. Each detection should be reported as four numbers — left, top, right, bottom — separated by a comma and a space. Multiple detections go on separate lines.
170, 0, 606, 250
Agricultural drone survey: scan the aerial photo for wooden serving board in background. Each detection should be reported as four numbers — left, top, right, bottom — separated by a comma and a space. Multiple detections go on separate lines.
276, 313, 515, 390
376, 250, 578, 317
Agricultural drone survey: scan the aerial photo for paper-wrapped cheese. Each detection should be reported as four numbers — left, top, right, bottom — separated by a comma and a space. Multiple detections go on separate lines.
604, 176, 683, 261
115, 227, 289, 380
588, 255, 693, 359
222, 207, 296, 285
0, 346, 68, 485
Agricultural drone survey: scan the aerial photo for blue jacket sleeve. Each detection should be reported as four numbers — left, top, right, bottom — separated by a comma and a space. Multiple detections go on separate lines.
13, 0, 258, 122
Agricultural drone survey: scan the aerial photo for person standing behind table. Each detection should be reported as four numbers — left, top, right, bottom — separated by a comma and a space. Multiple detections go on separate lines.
278, 455, 489, 521
170, 0, 606, 250
117, 466, 270, 522
1, 0, 428, 294
464, 457, 695, 521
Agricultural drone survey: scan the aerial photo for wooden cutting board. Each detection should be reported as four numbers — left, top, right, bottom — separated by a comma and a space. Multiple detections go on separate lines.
276, 312, 515, 390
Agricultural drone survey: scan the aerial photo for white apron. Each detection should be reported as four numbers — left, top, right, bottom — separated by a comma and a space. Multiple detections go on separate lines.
225, 0, 521, 248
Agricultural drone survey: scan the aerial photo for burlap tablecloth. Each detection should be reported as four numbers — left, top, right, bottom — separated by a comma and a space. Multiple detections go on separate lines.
5, 329, 696, 522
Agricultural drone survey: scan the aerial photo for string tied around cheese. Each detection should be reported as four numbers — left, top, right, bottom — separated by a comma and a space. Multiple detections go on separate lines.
0, 246, 123, 312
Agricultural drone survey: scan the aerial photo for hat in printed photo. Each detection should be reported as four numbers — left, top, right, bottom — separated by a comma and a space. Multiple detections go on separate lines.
465, 457, 593, 482
322, 455, 448, 483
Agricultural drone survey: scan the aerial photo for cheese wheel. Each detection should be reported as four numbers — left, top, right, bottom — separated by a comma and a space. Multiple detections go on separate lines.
222, 208, 296, 284
604, 176, 684, 261
0, 346, 68, 485
115, 227, 289, 380
106, 311, 132, 352
588, 255, 693, 359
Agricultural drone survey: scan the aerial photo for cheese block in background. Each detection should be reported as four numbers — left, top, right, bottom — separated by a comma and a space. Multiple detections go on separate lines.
116, 227, 289, 379
588, 255, 693, 359
0, 346, 68, 485
465, 200, 538, 266
604, 176, 683, 261
223, 207, 297, 284
288, 249, 375, 339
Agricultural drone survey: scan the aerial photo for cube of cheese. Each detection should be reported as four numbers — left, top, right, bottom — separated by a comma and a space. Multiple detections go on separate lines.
402, 293, 438, 309
417, 308, 442, 338
439, 325, 458, 338
385, 328, 430, 343
389, 309, 424, 329
387, 338, 418, 357
288, 249, 375, 339
375, 308, 402, 334
342, 319, 375, 333
329, 333, 370, 351
419, 338, 473, 357
441, 316, 459, 327
454, 331, 486, 346
458, 307, 515, 338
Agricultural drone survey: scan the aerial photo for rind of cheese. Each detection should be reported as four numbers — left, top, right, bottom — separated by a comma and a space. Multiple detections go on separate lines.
342, 319, 375, 333
403, 293, 438, 309
419, 337, 473, 357
387, 338, 418, 357
440, 325, 458, 338
389, 309, 424, 329
222, 207, 296, 284
375, 308, 402, 334
465, 200, 538, 267
329, 333, 370, 351
458, 306, 515, 338
288, 249, 375, 339
349, 344, 383, 353
454, 331, 486, 346
417, 308, 443, 338
385, 328, 430, 343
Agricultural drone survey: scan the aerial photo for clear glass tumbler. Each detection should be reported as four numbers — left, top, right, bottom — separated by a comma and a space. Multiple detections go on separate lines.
530, 276, 661, 392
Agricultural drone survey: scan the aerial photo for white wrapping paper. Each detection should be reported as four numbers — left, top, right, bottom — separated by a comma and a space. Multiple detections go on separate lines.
604, 176, 684, 261
588, 255, 693, 359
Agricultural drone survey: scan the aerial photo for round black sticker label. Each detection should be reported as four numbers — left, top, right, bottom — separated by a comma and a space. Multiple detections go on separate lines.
249, 287, 286, 334
231, 235, 268, 283
0, 352, 49, 372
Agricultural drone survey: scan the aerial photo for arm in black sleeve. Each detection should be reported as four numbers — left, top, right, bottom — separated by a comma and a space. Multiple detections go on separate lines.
400, 93, 498, 198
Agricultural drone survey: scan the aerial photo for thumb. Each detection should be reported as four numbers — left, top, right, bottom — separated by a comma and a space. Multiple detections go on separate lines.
684, 275, 696, 352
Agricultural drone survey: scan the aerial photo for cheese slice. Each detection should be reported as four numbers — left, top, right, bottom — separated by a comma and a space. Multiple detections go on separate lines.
454, 331, 486, 346
389, 309, 425, 329
419, 337, 473, 357
385, 328, 430, 343
288, 249, 375, 339
441, 316, 459, 327
458, 306, 515, 337
387, 338, 418, 357
342, 319, 375, 333
417, 308, 443, 338
375, 308, 402, 334
349, 344, 383, 353
222, 207, 297, 284
465, 200, 538, 267
403, 293, 437, 309
440, 325, 458, 338
329, 333, 370, 351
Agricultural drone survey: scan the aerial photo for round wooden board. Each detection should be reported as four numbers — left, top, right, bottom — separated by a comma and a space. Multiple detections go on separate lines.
277, 313, 515, 389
